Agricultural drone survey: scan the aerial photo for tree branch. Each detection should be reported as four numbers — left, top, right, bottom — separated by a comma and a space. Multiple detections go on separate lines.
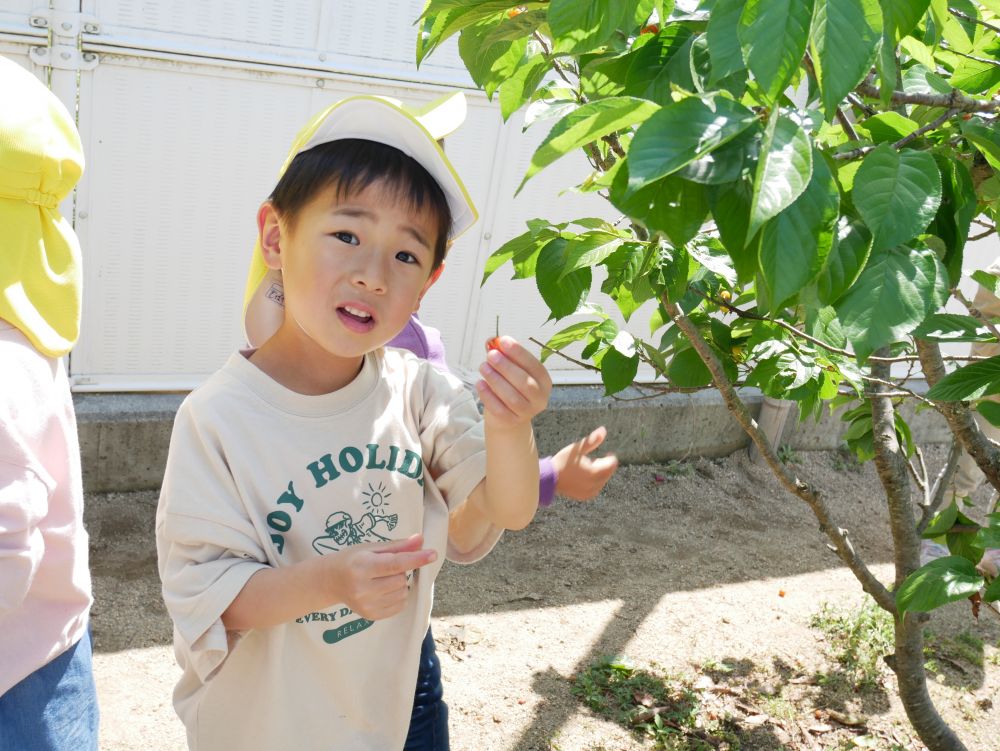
856, 81, 999, 113
894, 108, 960, 150
867, 351, 923, 590
918, 441, 963, 533
663, 296, 896, 614
953, 287, 1000, 341
916, 338, 1000, 493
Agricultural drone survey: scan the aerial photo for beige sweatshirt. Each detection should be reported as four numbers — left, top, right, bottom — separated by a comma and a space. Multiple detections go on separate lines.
156, 347, 499, 750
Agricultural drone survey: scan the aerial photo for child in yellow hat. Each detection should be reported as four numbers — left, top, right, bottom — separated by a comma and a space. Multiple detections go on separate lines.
0, 56, 98, 750
155, 94, 552, 750
243, 97, 619, 748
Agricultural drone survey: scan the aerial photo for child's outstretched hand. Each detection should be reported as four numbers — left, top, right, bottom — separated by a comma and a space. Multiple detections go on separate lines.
552, 426, 619, 500
477, 336, 551, 429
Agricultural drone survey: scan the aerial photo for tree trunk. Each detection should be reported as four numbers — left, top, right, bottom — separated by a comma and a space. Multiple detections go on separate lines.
868, 353, 968, 751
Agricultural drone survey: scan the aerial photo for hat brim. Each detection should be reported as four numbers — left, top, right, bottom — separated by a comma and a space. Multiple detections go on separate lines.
295, 96, 478, 241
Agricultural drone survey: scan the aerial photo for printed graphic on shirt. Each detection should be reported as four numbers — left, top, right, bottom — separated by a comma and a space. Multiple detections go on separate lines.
268, 444, 424, 646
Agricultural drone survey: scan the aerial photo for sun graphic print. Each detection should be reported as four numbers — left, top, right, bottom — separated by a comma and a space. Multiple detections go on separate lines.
362, 481, 392, 513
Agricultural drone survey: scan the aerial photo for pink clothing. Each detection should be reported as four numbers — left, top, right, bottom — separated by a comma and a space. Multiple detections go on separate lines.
0, 319, 91, 695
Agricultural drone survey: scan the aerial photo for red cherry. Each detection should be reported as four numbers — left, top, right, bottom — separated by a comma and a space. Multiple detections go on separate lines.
486, 336, 502, 352
640, 23, 659, 35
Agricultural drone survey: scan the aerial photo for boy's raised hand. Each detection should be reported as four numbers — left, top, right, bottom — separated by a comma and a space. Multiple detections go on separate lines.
553, 426, 619, 500
476, 336, 552, 429
326, 533, 436, 621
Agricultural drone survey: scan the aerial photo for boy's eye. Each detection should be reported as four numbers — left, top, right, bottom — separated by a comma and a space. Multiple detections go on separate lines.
333, 231, 359, 245
396, 251, 419, 265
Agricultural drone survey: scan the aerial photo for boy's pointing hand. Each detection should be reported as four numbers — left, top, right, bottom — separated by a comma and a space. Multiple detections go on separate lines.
327, 533, 436, 621
476, 336, 552, 429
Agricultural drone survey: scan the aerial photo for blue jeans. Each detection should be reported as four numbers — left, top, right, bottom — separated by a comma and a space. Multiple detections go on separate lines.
404, 627, 449, 751
0, 628, 99, 751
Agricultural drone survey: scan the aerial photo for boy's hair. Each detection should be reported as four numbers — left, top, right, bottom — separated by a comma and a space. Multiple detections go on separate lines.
269, 139, 452, 270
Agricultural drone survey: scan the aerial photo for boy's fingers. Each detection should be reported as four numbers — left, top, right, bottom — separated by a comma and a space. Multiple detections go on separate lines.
591, 454, 619, 479
579, 426, 608, 453
374, 549, 438, 577
370, 533, 424, 554
487, 337, 552, 391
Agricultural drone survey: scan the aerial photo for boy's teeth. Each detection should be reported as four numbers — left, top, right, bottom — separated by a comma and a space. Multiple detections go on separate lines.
344, 306, 371, 319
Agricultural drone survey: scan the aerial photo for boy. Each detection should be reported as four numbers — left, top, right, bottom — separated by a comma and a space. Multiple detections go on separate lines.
156, 94, 551, 750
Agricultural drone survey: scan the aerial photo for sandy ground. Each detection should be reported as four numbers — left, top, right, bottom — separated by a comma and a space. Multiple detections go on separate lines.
85, 446, 1000, 750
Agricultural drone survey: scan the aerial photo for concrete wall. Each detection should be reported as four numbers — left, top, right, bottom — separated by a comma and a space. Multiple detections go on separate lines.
76, 387, 952, 494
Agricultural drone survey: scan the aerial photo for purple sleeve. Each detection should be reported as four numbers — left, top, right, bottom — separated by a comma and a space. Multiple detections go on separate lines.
388, 315, 451, 374
538, 456, 556, 507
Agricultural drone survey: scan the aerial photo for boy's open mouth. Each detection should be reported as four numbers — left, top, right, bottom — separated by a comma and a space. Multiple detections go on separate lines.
337, 305, 375, 332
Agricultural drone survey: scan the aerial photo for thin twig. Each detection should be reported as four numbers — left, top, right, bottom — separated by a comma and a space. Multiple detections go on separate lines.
893, 108, 960, 150
970, 228, 997, 241
918, 440, 963, 533
953, 287, 1000, 341
951, 7, 1000, 36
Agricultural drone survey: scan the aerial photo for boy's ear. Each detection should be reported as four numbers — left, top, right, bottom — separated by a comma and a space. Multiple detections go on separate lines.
258, 201, 284, 270
415, 264, 445, 311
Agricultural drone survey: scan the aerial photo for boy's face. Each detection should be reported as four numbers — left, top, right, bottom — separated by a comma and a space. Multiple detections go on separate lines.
259, 180, 443, 362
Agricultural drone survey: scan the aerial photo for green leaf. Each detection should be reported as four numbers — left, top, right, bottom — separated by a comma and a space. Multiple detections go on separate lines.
854, 112, 919, 143
610, 165, 710, 247
679, 124, 759, 185
853, 144, 942, 251
709, 180, 757, 282
836, 245, 948, 360
540, 320, 603, 363
520, 97, 661, 191
480, 8, 546, 46
706, 0, 747, 82
759, 150, 840, 312
459, 27, 526, 97
549, 0, 635, 54
622, 25, 695, 104
896, 556, 983, 615
928, 155, 976, 286
499, 53, 550, 121
816, 217, 873, 305
738, 0, 815, 102
925, 355, 1000, 401
985, 573, 1000, 603
923, 501, 960, 538
961, 118, 1000, 173
972, 270, 1000, 298
879, 0, 931, 42
600, 346, 640, 394
913, 313, 995, 343
418, 3, 546, 66
557, 232, 624, 280
481, 226, 554, 284
976, 400, 1000, 428
668, 346, 713, 387
628, 96, 757, 191
948, 510, 986, 563
748, 113, 814, 238
536, 238, 593, 319
811, 0, 882, 120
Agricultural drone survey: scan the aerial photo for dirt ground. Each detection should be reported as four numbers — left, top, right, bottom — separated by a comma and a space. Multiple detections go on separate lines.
85, 446, 1000, 750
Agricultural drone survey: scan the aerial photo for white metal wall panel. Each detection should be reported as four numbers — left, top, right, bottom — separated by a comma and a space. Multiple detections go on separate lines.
82, 0, 469, 86
69, 51, 504, 389
0, 1, 42, 38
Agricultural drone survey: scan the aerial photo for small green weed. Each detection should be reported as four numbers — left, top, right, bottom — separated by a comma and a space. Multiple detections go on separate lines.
571, 658, 737, 750
662, 460, 693, 477
923, 628, 984, 671
810, 599, 893, 690
832, 445, 864, 473
777, 444, 801, 464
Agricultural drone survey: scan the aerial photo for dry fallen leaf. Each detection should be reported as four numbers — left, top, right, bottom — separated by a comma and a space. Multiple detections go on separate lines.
808, 723, 833, 734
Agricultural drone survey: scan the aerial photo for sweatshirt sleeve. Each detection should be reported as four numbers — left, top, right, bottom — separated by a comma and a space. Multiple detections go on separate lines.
416, 363, 501, 563
155, 401, 270, 682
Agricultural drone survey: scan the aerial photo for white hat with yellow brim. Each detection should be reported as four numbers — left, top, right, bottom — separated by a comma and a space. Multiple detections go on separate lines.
242, 92, 477, 346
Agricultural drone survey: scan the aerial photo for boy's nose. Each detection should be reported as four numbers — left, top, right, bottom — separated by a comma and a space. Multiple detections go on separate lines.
350, 257, 388, 294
